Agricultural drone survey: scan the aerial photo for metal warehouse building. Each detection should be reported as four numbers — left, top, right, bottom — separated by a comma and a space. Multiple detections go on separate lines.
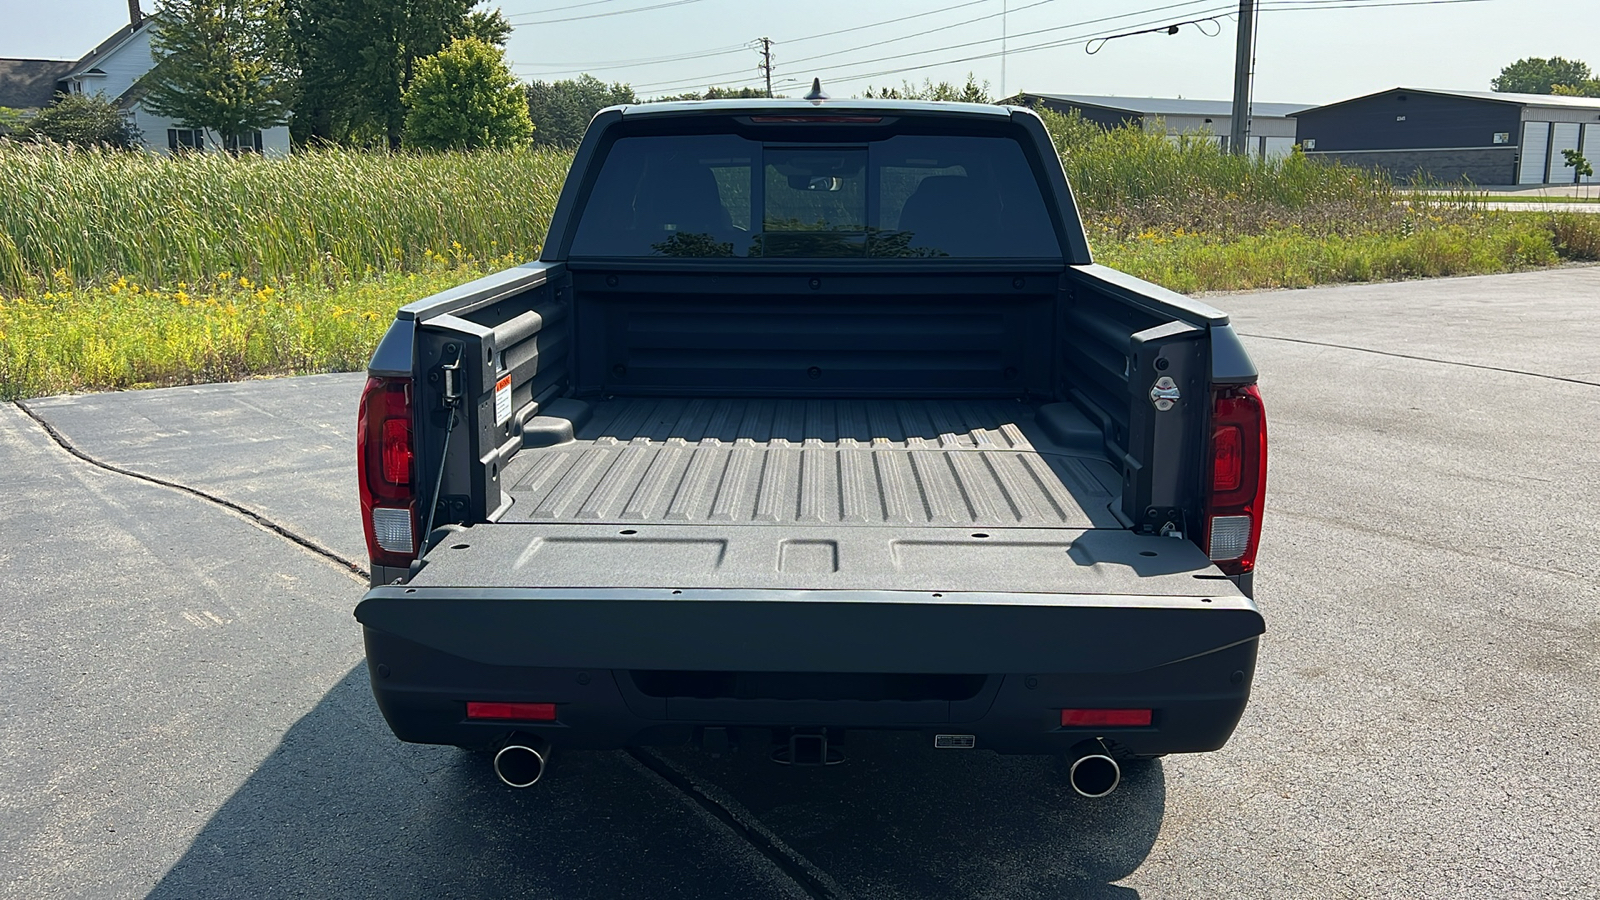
1009, 93, 1309, 159
1293, 87, 1600, 186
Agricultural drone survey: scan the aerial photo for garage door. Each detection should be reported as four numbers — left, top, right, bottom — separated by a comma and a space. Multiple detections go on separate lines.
1263, 136, 1296, 160
1583, 124, 1599, 185
1518, 121, 1549, 184
1548, 122, 1581, 183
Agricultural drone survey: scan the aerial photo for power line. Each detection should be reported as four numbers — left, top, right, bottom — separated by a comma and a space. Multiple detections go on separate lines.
507, 0, 1004, 79
511, 44, 751, 74
782, 0, 993, 45
632, 0, 1220, 93
505, 0, 710, 26
801, 0, 1497, 88
519, 0, 1496, 97
499, 0, 638, 17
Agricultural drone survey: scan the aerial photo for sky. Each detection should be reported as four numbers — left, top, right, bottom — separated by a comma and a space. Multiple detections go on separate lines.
1, 0, 1595, 105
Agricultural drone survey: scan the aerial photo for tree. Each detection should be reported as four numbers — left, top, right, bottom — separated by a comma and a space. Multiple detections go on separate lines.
1491, 57, 1594, 94
402, 37, 532, 150
461, 8, 512, 46
649, 85, 770, 102
525, 75, 635, 146
282, 0, 509, 148
21, 92, 142, 148
1562, 148, 1594, 199
1551, 80, 1600, 98
862, 74, 992, 103
138, 0, 293, 149
0, 107, 28, 136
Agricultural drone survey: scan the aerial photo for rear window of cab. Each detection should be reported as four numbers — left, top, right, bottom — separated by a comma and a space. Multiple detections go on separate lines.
569, 132, 1062, 259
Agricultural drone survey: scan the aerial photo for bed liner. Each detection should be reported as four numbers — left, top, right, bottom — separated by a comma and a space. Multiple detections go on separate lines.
498, 396, 1126, 530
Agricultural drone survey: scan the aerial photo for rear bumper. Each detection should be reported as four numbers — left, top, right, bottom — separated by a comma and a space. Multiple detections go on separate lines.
355, 586, 1264, 757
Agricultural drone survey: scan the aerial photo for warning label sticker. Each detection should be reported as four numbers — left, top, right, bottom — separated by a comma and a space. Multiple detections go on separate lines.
494, 373, 512, 427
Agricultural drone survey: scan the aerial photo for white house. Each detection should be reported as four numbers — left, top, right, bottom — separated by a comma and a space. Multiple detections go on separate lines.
0, 1, 290, 155
1006, 92, 1309, 160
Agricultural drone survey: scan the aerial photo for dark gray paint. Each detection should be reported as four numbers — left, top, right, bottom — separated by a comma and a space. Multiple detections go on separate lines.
402, 524, 1234, 597
1307, 147, 1519, 185
1293, 88, 1522, 153
358, 584, 1259, 674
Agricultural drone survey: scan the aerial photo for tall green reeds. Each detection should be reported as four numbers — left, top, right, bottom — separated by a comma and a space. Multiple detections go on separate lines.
0, 143, 571, 295
1037, 108, 1407, 239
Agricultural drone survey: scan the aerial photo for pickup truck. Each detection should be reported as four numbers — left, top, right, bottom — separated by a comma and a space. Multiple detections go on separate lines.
353, 95, 1267, 798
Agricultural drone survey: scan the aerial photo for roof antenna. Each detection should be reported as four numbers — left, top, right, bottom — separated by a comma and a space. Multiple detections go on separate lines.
804, 78, 829, 102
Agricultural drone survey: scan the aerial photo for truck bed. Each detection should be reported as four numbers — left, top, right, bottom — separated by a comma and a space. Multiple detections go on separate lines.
499, 396, 1125, 529
400, 395, 1235, 598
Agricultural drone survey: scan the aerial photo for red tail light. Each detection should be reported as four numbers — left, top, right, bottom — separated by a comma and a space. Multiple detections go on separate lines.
358, 376, 418, 571
1061, 708, 1153, 727
1203, 384, 1267, 576
748, 115, 883, 123
467, 702, 557, 721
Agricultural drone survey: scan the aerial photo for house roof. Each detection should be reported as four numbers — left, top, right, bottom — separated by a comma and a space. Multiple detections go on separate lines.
1295, 86, 1600, 115
64, 21, 149, 80
0, 58, 75, 109
1015, 92, 1311, 119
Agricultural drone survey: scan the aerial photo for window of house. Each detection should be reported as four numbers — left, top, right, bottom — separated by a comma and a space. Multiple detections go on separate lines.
168, 128, 204, 152
223, 131, 264, 154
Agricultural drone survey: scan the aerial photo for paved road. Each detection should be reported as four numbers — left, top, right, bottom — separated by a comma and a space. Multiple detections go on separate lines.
3, 267, 1597, 898
1475, 201, 1600, 213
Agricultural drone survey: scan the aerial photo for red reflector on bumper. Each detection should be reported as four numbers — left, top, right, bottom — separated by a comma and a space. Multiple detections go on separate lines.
1061, 708, 1152, 727
467, 702, 557, 721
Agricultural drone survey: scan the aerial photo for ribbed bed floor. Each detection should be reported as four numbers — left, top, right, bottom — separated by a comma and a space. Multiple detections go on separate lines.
500, 397, 1123, 529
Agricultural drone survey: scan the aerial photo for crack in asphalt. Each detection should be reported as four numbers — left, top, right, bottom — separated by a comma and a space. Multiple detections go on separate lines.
1236, 333, 1600, 387
13, 399, 369, 582
627, 748, 853, 900
14, 397, 845, 899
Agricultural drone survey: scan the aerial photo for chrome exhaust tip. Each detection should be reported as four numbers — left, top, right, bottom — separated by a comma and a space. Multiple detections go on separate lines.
493, 738, 549, 788
1067, 743, 1122, 798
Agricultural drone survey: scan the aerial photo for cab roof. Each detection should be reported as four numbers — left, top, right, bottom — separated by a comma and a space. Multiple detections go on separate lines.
618, 98, 1019, 120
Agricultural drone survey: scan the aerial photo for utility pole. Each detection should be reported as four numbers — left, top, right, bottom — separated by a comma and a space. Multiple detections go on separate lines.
1228, 0, 1256, 155
1001, 0, 1008, 99
759, 37, 774, 98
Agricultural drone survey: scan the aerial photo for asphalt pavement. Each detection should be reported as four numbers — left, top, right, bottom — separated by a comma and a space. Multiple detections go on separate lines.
3, 266, 1597, 898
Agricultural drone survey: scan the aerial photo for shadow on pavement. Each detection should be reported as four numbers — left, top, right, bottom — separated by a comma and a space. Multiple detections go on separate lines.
149, 667, 1162, 900
662, 731, 1163, 899
145, 666, 809, 900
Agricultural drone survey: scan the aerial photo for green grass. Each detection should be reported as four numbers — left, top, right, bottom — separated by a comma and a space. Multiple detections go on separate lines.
1094, 217, 1569, 293
3, 126, 1599, 400
0, 258, 503, 400
0, 142, 569, 295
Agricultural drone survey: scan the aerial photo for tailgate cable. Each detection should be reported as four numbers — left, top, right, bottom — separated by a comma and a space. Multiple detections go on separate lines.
419, 345, 463, 555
